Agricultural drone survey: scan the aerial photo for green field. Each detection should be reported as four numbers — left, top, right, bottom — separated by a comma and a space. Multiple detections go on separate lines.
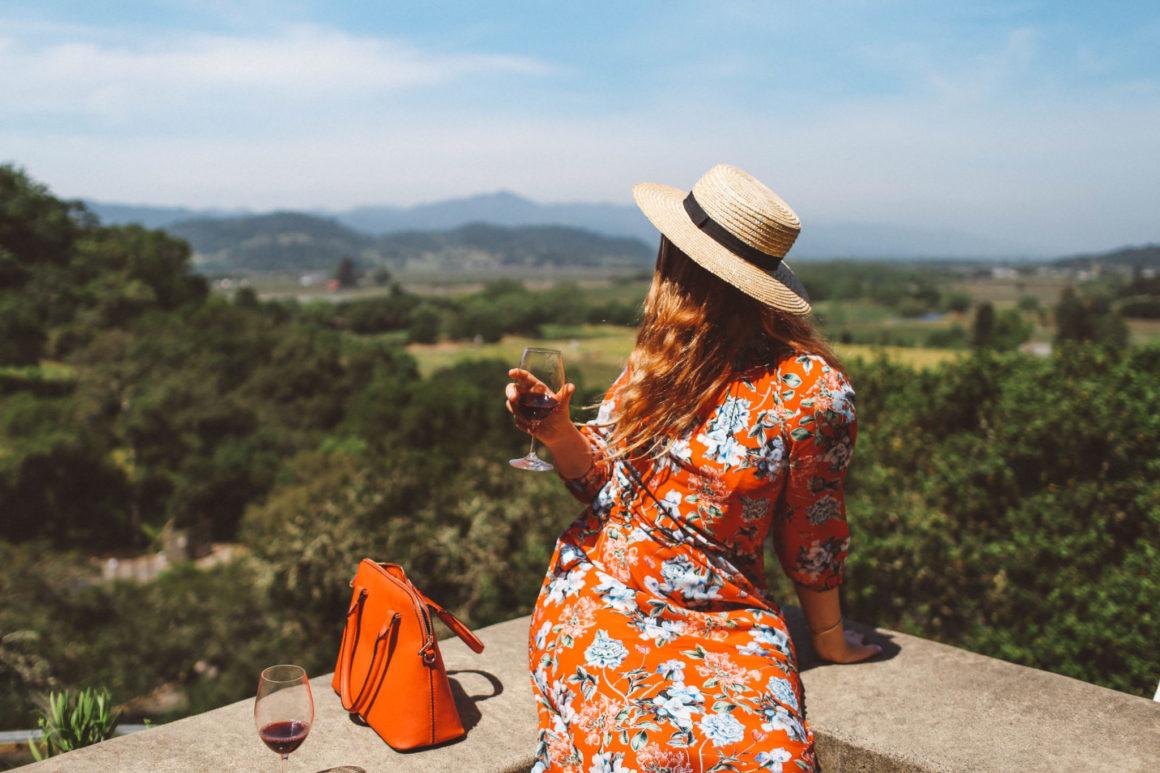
1127, 318, 1160, 345
405, 325, 964, 391
406, 324, 637, 387
247, 270, 652, 302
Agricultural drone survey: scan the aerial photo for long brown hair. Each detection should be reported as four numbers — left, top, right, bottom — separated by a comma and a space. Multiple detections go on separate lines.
607, 237, 841, 460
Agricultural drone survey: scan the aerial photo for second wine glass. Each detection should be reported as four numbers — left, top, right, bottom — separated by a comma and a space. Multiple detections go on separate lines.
510, 347, 565, 472
255, 664, 314, 772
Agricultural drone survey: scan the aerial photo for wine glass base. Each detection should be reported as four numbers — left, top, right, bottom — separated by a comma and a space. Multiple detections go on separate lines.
510, 454, 554, 472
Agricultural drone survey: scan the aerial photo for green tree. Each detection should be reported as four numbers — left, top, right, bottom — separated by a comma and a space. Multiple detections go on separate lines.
407, 303, 441, 344
334, 256, 359, 289
991, 308, 1033, 351
1055, 287, 1130, 349
0, 295, 45, 365
942, 291, 972, 314
971, 301, 995, 347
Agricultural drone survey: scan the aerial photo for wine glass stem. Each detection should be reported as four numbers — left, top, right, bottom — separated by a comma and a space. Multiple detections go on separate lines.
281, 753, 287, 773
527, 434, 538, 459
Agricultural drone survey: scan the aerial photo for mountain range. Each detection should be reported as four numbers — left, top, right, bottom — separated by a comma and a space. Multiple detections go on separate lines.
86, 191, 1045, 268
163, 212, 654, 273
1052, 244, 1160, 270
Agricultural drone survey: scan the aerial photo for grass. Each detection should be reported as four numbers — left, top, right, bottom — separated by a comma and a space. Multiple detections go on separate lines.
1127, 318, 1160, 345
948, 277, 1071, 308
0, 361, 77, 382
834, 343, 965, 369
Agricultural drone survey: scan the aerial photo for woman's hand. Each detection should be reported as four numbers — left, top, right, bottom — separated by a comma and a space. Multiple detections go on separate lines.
811, 625, 881, 664
505, 368, 577, 445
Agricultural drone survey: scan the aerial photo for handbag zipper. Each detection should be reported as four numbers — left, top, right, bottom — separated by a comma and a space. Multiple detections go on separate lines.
369, 562, 439, 743
369, 562, 437, 659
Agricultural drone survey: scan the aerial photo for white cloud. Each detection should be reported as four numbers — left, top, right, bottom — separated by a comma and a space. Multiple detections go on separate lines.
7, 86, 1159, 255
1, 11, 1157, 255
0, 24, 550, 122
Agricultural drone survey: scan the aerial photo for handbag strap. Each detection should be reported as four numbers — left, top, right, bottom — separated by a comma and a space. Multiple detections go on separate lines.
337, 589, 402, 713
413, 588, 485, 654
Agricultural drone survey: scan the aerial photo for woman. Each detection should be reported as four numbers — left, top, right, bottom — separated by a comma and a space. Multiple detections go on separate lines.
506, 164, 879, 772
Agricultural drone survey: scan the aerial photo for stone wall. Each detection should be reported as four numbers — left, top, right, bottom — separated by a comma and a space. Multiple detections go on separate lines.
20, 611, 1160, 772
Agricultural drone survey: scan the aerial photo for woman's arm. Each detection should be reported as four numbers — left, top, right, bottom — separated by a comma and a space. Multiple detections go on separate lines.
794, 584, 880, 664
540, 420, 596, 479
771, 356, 878, 663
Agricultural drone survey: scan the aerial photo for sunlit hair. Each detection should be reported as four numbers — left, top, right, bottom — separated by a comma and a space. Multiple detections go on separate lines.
605, 236, 842, 461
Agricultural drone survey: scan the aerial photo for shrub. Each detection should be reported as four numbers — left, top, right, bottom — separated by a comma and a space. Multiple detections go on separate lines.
29, 688, 119, 760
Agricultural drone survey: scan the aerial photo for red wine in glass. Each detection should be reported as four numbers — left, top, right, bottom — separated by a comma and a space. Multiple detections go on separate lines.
258, 720, 310, 755
517, 392, 559, 422
255, 665, 314, 771
510, 347, 565, 472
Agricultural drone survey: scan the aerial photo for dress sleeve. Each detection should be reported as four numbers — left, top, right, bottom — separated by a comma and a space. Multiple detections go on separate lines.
558, 368, 627, 503
772, 355, 857, 591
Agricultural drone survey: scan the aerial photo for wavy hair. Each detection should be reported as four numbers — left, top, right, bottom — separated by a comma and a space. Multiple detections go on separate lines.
606, 236, 842, 460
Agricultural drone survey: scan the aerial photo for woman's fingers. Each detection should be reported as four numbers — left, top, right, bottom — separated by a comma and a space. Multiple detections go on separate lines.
556, 383, 575, 410
837, 630, 881, 663
508, 368, 542, 389
844, 642, 882, 663
815, 628, 882, 664
504, 373, 574, 441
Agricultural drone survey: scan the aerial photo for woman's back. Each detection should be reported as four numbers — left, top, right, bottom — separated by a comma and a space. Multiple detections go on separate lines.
564, 350, 856, 607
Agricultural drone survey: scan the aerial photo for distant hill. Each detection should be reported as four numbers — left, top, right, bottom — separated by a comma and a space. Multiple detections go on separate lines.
372, 222, 653, 272
163, 211, 654, 273
1053, 244, 1160, 270
87, 202, 250, 229
86, 191, 1038, 260
335, 191, 660, 243
167, 212, 374, 272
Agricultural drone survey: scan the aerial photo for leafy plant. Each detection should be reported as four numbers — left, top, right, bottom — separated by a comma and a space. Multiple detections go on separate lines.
29, 687, 120, 760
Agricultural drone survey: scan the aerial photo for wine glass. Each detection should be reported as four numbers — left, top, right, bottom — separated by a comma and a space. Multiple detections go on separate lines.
509, 347, 565, 472
255, 664, 314, 772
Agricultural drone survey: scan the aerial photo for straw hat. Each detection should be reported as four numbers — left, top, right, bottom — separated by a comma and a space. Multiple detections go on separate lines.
633, 163, 811, 315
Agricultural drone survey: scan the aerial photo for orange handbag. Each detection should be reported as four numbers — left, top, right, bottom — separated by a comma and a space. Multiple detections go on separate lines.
332, 559, 485, 750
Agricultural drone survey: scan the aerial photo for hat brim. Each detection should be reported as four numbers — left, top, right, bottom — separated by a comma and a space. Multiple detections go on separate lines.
632, 182, 811, 315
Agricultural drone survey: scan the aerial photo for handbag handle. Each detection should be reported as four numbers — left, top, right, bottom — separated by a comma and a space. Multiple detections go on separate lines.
337, 588, 402, 713
374, 562, 484, 654
414, 588, 485, 654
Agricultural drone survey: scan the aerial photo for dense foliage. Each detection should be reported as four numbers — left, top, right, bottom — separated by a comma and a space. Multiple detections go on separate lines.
1, 166, 1156, 738
839, 346, 1158, 695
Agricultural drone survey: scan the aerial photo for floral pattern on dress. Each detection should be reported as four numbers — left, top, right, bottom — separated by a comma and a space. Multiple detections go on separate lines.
530, 352, 857, 772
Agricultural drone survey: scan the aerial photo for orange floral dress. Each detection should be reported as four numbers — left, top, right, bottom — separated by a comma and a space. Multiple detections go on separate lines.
528, 352, 856, 773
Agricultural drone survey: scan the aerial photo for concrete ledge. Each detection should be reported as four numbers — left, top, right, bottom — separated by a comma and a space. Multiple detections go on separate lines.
782, 608, 1160, 772
19, 616, 536, 773
20, 611, 1160, 772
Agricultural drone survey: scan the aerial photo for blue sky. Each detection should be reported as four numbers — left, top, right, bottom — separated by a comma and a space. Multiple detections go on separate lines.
1, 1, 1158, 253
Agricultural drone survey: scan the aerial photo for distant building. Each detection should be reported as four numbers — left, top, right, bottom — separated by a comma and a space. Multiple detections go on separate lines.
1020, 341, 1052, 358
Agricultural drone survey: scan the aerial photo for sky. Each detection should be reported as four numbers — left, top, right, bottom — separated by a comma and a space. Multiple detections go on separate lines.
1, 1, 1158, 255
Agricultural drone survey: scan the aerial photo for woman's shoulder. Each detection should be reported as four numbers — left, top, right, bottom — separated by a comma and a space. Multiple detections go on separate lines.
740, 350, 855, 418
739, 349, 847, 387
